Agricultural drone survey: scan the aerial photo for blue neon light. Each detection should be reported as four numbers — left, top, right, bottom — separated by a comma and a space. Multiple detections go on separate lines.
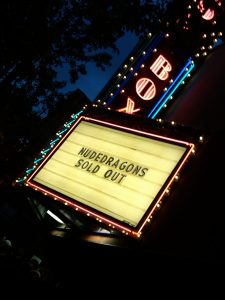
50, 137, 60, 145
41, 148, 51, 155
148, 58, 195, 119
26, 167, 35, 174
57, 128, 67, 136
34, 157, 43, 164
67, 119, 75, 126
17, 178, 26, 183
16, 109, 84, 184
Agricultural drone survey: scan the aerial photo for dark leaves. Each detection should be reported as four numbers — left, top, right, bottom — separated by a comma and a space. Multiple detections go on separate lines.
0, 0, 168, 182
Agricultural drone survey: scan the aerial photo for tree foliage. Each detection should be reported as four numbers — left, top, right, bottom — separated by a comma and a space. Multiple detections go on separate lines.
0, 0, 166, 114
0, 0, 170, 182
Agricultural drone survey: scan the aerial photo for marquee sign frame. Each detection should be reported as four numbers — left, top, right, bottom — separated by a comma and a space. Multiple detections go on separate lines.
25, 110, 196, 238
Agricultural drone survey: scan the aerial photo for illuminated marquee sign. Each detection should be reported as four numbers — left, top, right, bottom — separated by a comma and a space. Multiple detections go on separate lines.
26, 114, 195, 237
103, 32, 195, 119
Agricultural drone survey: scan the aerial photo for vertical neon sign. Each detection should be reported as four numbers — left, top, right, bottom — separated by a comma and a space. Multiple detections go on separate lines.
95, 0, 224, 119
105, 32, 194, 118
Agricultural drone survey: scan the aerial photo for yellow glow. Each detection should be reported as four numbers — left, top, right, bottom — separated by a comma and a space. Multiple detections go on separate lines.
32, 120, 188, 228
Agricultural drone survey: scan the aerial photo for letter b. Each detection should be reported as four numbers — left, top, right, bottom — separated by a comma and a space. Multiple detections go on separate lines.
150, 54, 172, 80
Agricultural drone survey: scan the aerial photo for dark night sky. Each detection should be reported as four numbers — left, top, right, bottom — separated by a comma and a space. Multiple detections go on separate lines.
57, 31, 138, 101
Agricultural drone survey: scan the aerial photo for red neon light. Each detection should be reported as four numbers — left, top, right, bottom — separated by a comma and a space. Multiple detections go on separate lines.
202, 8, 215, 20
26, 181, 133, 234
150, 55, 172, 80
117, 97, 141, 114
135, 77, 156, 100
86, 117, 191, 146
198, 0, 205, 13
197, 0, 220, 20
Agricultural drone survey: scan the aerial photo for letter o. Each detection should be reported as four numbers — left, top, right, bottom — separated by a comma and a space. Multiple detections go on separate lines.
126, 164, 134, 173
104, 169, 113, 179
136, 77, 156, 100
